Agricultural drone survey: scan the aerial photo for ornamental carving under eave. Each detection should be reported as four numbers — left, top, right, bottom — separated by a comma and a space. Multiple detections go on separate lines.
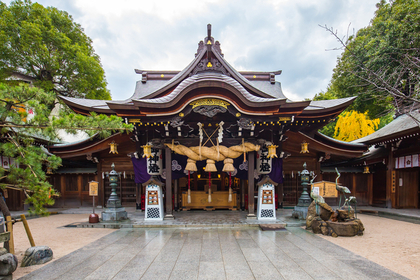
191, 58, 229, 76
193, 105, 227, 118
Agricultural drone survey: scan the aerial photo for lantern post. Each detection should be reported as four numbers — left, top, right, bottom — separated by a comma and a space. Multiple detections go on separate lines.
101, 163, 128, 221
292, 162, 312, 219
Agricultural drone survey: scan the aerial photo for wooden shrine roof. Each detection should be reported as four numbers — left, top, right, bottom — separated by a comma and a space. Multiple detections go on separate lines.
60, 25, 356, 121
353, 110, 420, 145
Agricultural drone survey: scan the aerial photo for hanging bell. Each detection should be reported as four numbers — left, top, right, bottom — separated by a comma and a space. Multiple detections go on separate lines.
205, 159, 217, 172
185, 159, 197, 172
222, 158, 234, 172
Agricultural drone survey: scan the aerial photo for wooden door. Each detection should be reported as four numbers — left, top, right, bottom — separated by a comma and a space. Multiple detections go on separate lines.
397, 170, 419, 208
282, 173, 300, 206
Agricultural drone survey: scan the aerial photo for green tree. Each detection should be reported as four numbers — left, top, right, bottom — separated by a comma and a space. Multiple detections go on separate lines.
0, 83, 132, 215
0, 0, 111, 103
322, 0, 420, 119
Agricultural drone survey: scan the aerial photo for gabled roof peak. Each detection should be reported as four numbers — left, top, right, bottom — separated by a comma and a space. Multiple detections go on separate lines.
196, 24, 223, 57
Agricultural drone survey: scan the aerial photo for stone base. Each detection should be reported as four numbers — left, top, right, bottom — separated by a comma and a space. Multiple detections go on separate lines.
163, 214, 175, 220
292, 206, 309, 220
101, 207, 128, 222
246, 214, 257, 220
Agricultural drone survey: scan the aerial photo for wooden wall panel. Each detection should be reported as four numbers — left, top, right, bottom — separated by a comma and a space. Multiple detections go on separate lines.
397, 170, 419, 208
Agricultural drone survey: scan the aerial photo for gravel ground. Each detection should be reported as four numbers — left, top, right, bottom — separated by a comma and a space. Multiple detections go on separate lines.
319, 213, 420, 280
9, 212, 420, 279
11, 214, 116, 279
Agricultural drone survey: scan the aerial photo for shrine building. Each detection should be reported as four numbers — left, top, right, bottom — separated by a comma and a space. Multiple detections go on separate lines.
46, 24, 369, 218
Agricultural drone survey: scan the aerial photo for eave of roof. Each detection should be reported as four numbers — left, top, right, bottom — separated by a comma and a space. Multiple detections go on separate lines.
301, 97, 357, 115
314, 131, 367, 150
354, 110, 420, 145
131, 72, 286, 109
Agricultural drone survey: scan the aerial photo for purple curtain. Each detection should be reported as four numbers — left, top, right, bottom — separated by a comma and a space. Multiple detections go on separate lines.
131, 157, 151, 184
269, 158, 283, 184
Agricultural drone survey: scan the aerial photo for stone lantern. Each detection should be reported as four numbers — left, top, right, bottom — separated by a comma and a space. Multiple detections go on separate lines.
292, 162, 312, 219
101, 163, 128, 221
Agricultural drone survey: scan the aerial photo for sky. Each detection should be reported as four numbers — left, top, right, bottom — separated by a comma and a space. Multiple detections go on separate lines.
5, 0, 379, 101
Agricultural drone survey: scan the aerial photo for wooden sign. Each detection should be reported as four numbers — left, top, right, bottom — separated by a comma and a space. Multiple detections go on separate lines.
89, 181, 98, 196
392, 171, 396, 193
311, 181, 338, 198
147, 190, 159, 205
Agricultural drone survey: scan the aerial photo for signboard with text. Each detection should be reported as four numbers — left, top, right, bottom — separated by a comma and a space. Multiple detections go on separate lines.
311, 181, 338, 198
89, 181, 98, 196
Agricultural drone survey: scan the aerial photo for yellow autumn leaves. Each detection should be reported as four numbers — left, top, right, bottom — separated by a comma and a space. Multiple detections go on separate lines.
334, 111, 380, 142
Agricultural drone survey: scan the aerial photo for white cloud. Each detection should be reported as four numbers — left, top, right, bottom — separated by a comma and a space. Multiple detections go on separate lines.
3, 0, 378, 100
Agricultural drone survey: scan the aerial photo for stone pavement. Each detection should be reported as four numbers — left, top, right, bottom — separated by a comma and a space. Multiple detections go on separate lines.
19, 226, 407, 280
12, 206, 420, 228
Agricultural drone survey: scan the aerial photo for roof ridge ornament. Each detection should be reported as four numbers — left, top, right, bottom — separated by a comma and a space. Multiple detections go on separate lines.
196, 24, 223, 57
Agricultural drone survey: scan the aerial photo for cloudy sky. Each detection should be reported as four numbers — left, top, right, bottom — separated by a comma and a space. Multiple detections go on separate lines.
5, 0, 379, 101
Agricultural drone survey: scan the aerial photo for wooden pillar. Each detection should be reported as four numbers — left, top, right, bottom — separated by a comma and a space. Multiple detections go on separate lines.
247, 151, 256, 219
136, 183, 141, 210
352, 173, 356, 194
164, 146, 174, 219
174, 179, 179, 211
194, 172, 198, 191
221, 173, 226, 191
78, 175, 83, 206
368, 173, 373, 205
98, 161, 105, 207
386, 147, 395, 208
60, 176, 66, 207
277, 183, 283, 208
240, 180, 245, 210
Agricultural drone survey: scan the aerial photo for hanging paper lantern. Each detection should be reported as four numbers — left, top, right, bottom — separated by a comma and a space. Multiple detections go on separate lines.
257, 145, 272, 174
146, 147, 162, 175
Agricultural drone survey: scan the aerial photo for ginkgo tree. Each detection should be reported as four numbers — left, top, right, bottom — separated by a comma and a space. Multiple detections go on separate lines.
333, 110, 380, 142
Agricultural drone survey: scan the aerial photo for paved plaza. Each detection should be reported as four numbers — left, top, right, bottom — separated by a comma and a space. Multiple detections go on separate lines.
19, 226, 406, 280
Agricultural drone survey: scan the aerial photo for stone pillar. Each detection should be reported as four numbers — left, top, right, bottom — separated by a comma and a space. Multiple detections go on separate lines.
164, 146, 174, 219
247, 151, 256, 219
